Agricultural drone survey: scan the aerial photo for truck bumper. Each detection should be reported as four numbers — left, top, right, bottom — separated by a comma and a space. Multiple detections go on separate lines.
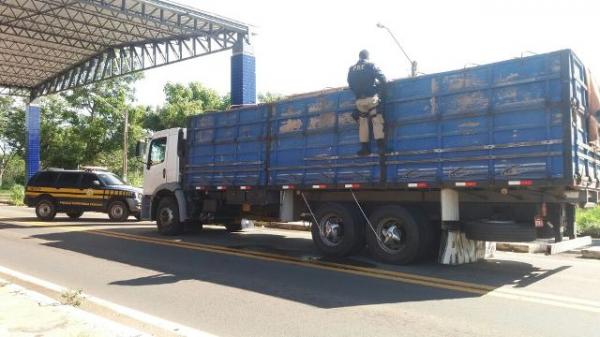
126, 198, 142, 215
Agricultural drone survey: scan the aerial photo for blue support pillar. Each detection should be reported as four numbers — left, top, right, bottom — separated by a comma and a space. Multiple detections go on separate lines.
26, 104, 41, 181
231, 34, 256, 106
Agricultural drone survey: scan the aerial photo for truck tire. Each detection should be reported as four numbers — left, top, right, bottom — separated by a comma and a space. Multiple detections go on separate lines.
66, 211, 84, 220
463, 220, 536, 242
365, 205, 423, 264
156, 197, 183, 235
311, 203, 361, 257
35, 198, 57, 221
108, 200, 129, 221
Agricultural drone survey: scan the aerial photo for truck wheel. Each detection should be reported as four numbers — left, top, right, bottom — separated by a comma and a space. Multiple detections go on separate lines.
108, 201, 129, 221
156, 197, 183, 235
66, 211, 84, 220
366, 205, 422, 264
35, 198, 56, 221
311, 203, 360, 257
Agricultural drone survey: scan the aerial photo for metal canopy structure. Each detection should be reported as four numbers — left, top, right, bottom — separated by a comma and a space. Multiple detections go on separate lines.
0, 0, 250, 99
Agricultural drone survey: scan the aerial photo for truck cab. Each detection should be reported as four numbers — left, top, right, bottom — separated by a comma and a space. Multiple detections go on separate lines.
140, 128, 189, 233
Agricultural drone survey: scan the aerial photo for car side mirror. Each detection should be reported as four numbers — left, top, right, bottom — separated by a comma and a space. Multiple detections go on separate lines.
93, 180, 101, 187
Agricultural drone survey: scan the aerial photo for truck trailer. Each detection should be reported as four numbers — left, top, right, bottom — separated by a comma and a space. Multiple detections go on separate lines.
139, 49, 600, 264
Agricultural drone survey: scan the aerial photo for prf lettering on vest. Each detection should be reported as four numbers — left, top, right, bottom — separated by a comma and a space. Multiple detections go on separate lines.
351, 64, 365, 72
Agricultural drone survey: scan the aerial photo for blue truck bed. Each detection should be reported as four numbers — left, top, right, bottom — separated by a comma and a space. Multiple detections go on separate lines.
184, 49, 598, 190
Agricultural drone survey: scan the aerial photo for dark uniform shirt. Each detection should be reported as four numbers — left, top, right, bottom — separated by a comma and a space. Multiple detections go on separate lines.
347, 60, 387, 99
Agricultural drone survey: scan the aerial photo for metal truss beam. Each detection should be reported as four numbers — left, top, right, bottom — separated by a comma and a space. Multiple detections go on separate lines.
0, 0, 251, 96
31, 32, 242, 98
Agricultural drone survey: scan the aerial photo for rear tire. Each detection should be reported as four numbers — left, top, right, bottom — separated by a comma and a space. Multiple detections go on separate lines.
156, 197, 183, 235
108, 201, 129, 221
365, 205, 423, 264
66, 211, 84, 220
311, 203, 360, 257
35, 198, 56, 221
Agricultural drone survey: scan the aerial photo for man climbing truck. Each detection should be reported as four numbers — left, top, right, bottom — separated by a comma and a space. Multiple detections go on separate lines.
139, 50, 599, 265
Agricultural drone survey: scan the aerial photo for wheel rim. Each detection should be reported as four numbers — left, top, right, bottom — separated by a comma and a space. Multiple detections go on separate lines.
111, 204, 124, 218
159, 207, 174, 226
38, 203, 52, 217
319, 213, 344, 247
376, 217, 407, 254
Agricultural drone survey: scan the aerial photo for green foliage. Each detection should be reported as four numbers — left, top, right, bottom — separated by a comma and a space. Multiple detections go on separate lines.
1, 77, 229, 188
9, 184, 24, 206
144, 82, 230, 130
1, 156, 25, 188
576, 207, 600, 237
258, 92, 285, 103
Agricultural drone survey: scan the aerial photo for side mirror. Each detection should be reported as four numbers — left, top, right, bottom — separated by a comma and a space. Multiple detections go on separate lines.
92, 180, 101, 187
135, 140, 146, 158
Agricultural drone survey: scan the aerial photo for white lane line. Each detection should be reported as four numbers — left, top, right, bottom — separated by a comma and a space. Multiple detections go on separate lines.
0, 265, 218, 337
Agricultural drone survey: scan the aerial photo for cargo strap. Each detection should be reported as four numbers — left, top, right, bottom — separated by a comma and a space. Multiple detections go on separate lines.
300, 192, 323, 236
350, 190, 385, 246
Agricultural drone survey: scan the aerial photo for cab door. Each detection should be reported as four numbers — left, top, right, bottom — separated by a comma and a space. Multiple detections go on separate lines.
144, 135, 168, 195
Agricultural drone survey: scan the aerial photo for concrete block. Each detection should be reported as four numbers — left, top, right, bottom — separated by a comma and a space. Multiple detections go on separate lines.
581, 246, 600, 259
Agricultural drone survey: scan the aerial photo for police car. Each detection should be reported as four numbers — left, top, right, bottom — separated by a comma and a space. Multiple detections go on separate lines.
24, 168, 142, 221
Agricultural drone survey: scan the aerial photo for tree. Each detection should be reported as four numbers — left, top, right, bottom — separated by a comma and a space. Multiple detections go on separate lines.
40, 74, 142, 169
144, 82, 230, 131
0, 97, 25, 186
258, 92, 285, 104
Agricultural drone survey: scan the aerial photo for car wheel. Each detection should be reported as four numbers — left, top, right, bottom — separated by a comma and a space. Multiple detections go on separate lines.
156, 197, 183, 235
66, 211, 84, 220
35, 198, 56, 221
108, 200, 129, 221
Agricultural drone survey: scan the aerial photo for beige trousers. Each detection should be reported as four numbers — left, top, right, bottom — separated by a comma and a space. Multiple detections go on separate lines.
356, 95, 385, 143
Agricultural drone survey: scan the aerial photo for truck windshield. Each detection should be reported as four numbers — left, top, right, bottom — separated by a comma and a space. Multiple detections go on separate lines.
97, 173, 125, 186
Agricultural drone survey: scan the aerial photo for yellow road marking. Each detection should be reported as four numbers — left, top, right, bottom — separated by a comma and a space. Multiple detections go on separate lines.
3, 219, 600, 313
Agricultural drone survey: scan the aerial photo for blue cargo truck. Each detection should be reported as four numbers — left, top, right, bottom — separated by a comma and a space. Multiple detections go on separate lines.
139, 49, 600, 264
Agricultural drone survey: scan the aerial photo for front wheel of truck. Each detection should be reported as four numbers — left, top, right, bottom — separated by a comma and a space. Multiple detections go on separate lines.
156, 197, 183, 235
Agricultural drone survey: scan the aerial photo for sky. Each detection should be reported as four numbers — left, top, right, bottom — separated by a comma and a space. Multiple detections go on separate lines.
134, 0, 600, 106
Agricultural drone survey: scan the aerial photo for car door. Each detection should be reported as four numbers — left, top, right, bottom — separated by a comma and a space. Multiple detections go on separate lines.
55, 172, 82, 208
80, 173, 104, 210
144, 136, 168, 195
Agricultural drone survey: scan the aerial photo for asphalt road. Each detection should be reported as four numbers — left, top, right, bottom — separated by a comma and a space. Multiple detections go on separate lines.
0, 205, 599, 337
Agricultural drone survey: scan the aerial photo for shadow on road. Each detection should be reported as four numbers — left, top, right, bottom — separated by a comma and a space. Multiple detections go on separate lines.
20, 224, 573, 309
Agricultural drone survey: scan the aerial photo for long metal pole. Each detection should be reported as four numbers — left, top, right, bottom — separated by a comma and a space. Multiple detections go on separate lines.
377, 23, 417, 77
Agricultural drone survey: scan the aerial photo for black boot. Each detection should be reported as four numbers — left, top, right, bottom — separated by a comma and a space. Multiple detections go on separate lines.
376, 139, 387, 155
357, 142, 370, 156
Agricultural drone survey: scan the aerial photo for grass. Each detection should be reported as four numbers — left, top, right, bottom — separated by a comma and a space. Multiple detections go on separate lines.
576, 207, 600, 238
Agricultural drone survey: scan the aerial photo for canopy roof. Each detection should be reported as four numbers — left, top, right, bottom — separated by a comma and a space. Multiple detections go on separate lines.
0, 0, 250, 99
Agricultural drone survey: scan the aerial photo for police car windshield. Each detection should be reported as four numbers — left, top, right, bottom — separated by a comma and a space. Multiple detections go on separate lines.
97, 173, 125, 186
